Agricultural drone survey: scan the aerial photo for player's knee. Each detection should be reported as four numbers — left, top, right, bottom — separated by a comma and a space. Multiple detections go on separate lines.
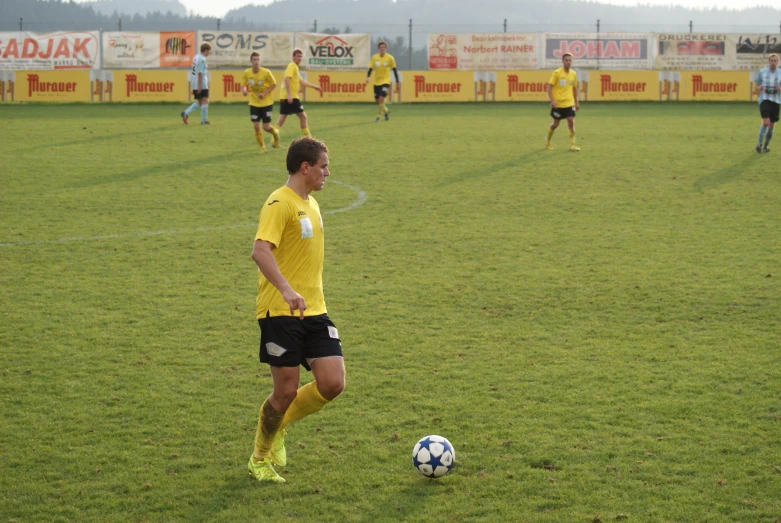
318, 377, 345, 400
273, 386, 298, 409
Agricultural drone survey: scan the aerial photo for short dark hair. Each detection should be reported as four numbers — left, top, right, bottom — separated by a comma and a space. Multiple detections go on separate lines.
562, 53, 572, 60
378, 41, 387, 48
250, 51, 260, 60
200, 43, 212, 53
293, 48, 303, 57
286, 137, 328, 174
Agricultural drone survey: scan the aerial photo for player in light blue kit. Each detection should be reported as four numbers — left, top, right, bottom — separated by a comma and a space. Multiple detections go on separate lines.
181, 43, 212, 126
755, 53, 781, 153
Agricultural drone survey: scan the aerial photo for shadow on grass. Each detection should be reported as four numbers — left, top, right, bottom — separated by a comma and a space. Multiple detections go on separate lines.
436, 149, 547, 188
693, 153, 763, 191
13, 125, 176, 153
66, 150, 258, 188
355, 481, 444, 523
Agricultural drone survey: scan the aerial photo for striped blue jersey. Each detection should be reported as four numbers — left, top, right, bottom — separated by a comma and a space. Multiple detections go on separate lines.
755, 67, 781, 104
190, 54, 209, 90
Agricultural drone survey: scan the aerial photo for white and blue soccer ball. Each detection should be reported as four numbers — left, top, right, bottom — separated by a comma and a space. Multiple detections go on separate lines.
412, 435, 455, 478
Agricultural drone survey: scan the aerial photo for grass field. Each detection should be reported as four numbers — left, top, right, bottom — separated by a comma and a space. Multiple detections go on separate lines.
1, 101, 780, 522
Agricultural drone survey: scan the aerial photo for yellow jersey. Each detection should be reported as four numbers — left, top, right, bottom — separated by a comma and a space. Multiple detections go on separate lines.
369, 53, 397, 85
279, 61, 301, 100
241, 67, 276, 108
548, 67, 578, 108
255, 186, 326, 318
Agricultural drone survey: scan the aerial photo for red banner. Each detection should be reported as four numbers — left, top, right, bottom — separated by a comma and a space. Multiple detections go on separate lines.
0, 32, 100, 70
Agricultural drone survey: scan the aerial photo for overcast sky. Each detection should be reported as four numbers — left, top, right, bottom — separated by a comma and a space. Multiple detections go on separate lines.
79, 0, 773, 18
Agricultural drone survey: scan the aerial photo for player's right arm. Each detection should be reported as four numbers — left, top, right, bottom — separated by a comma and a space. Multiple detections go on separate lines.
284, 76, 293, 103
252, 240, 307, 319
240, 71, 249, 96
365, 67, 373, 84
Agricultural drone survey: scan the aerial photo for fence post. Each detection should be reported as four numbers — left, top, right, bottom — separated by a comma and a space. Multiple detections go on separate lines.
408, 19, 412, 70
689, 20, 693, 33
314, 19, 317, 32
503, 19, 507, 33
217, 18, 221, 31
118, 18, 122, 31
19, 17, 23, 31
596, 19, 600, 70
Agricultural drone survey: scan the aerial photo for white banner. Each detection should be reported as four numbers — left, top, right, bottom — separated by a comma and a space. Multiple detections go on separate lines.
197, 32, 293, 68
103, 32, 161, 69
427, 33, 538, 71
654, 33, 781, 70
0, 31, 100, 70
543, 33, 652, 70
294, 33, 371, 70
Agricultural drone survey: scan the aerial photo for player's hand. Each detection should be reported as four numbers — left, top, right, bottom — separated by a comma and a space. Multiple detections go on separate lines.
550, 101, 557, 109
196, 88, 202, 95
395, 83, 401, 93
314, 86, 322, 92
242, 89, 248, 96
365, 78, 370, 85
575, 103, 580, 111
282, 289, 307, 319
287, 95, 293, 104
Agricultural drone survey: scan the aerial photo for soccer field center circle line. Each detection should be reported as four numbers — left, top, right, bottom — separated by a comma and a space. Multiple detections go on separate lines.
0, 179, 368, 248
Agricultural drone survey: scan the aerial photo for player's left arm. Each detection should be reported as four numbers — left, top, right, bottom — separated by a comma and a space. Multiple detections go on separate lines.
261, 83, 277, 98
573, 84, 580, 111
301, 78, 322, 92
365, 67, 373, 84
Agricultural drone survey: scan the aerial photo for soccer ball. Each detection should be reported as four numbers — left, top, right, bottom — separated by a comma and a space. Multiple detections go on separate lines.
412, 435, 455, 478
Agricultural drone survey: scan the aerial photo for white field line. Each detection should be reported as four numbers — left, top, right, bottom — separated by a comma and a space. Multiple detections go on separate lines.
0, 179, 368, 247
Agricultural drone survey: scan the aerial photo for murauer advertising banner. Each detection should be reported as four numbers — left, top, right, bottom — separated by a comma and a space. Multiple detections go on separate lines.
295, 33, 370, 71
0, 32, 100, 70
197, 32, 293, 68
543, 33, 652, 70
15, 70, 91, 101
427, 33, 538, 71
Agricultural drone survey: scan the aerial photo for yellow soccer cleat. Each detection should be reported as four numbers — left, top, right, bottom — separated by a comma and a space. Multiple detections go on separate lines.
545, 142, 553, 150
569, 145, 580, 152
270, 429, 287, 467
271, 128, 281, 148
248, 456, 285, 483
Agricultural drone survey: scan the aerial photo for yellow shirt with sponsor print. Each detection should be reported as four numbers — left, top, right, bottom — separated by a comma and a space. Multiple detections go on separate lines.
548, 67, 578, 108
255, 186, 326, 318
369, 53, 397, 86
279, 61, 301, 100
241, 67, 276, 108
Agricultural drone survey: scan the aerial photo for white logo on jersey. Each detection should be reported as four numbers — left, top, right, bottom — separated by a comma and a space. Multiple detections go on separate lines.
300, 217, 313, 238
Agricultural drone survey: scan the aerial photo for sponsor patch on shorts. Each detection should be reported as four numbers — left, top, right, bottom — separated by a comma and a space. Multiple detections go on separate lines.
266, 342, 287, 357
327, 326, 339, 339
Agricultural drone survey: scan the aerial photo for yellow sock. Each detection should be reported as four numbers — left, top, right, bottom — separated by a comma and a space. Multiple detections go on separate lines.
279, 381, 330, 431
268, 126, 279, 140
381, 102, 389, 115
568, 130, 576, 147
254, 129, 265, 149
546, 127, 555, 143
378, 104, 383, 116
253, 399, 285, 461
301, 127, 311, 137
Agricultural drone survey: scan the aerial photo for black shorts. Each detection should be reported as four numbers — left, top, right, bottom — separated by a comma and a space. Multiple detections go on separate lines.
259, 313, 342, 371
250, 105, 272, 124
374, 84, 390, 99
279, 99, 304, 115
759, 100, 780, 123
551, 106, 576, 120
193, 89, 209, 100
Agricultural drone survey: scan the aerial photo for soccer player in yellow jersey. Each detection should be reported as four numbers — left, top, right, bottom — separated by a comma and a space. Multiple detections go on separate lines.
241, 52, 281, 153
365, 41, 400, 122
248, 137, 345, 483
546, 53, 581, 152
276, 48, 322, 139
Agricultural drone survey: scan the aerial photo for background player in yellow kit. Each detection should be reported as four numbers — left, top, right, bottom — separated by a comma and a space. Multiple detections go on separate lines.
365, 41, 400, 122
276, 48, 322, 139
546, 53, 581, 152
241, 52, 280, 153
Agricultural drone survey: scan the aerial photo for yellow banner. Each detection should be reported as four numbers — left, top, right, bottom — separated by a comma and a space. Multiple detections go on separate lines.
306, 71, 369, 102
678, 71, 751, 101
14, 70, 91, 102
588, 70, 658, 101
401, 71, 472, 102
495, 71, 550, 102
111, 70, 189, 102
